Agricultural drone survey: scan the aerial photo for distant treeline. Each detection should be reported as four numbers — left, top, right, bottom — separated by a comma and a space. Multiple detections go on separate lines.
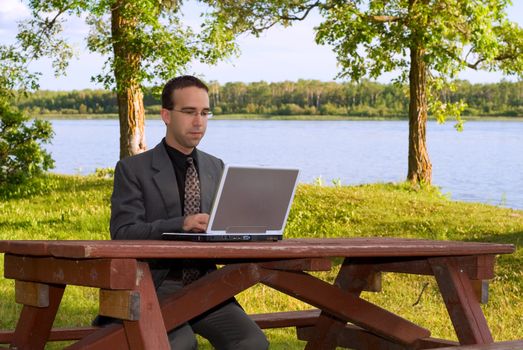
16, 80, 523, 118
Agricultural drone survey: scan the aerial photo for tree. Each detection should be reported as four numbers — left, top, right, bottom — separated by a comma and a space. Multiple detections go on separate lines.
17, 0, 239, 158
0, 99, 54, 188
208, 0, 523, 184
0, 45, 54, 190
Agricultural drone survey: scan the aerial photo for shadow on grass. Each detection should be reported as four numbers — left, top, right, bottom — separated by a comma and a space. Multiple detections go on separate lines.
0, 175, 112, 202
464, 231, 523, 249
0, 218, 70, 230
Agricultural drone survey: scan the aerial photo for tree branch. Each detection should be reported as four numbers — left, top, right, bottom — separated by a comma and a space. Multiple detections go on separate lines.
45, 6, 69, 31
366, 15, 401, 22
279, 1, 322, 21
252, 1, 324, 32
467, 53, 519, 70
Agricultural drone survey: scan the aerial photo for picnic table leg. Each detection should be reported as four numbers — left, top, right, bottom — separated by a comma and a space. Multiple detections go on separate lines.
65, 261, 169, 350
121, 261, 170, 350
67, 263, 261, 349
430, 257, 494, 345
10, 283, 65, 350
261, 266, 430, 346
304, 260, 375, 350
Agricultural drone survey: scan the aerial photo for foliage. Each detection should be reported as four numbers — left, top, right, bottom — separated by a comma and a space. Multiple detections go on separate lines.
0, 175, 522, 349
15, 80, 523, 118
205, 0, 523, 117
94, 167, 115, 179
0, 100, 54, 189
0, 45, 40, 100
0, 44, 55, 192
206, 0, 523, 184
17, 1, 239, 91
311, 0, 523, 120
15, 0, 245, 158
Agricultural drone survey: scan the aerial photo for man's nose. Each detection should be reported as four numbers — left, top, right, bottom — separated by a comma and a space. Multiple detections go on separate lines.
192, 114, 204, 126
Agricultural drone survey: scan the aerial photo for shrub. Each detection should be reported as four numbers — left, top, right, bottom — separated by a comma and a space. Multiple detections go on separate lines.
145, 104, 162, 114
319, 103, 346, 115
94, 167, 115, 178
277, 103, 304, 115
213, 106, 222, 115
0, 99, 55, 188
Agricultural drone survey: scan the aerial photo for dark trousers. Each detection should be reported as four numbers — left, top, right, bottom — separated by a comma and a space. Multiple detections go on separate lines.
158, 280, 269, 350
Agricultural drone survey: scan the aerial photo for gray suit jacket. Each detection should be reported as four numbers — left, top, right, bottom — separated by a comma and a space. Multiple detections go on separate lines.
110, 141, 224, 286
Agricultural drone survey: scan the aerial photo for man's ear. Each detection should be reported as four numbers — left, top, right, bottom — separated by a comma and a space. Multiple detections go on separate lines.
160, 108, 171, 125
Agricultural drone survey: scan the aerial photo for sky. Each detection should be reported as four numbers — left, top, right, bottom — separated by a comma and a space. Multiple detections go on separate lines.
0, 0, 522, 90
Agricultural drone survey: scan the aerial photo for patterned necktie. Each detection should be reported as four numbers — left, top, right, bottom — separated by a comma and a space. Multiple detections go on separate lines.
182, 157, 203, 285
184, 157, 200, 216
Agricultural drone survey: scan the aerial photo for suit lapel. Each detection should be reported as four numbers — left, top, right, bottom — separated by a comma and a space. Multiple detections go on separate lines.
151, 143, 182, 218
197, 150, 216, 214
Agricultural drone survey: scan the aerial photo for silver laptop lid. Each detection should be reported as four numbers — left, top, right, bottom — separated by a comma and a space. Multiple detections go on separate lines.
207, 165, 300, 235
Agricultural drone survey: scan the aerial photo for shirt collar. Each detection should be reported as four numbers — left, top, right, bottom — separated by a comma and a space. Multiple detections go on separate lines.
162, 138, 198, 169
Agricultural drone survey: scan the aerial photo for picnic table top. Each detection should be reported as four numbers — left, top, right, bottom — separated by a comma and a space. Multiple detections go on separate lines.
0, 237, 514, 259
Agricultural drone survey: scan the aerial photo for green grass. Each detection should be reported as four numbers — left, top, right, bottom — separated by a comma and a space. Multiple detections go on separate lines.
1, 175, 522, 349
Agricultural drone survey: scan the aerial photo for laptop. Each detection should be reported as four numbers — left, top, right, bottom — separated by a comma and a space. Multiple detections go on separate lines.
162, 165, 300, 242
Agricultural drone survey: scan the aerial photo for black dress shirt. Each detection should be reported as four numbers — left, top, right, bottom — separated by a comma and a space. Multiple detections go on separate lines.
162, 138, 199, 214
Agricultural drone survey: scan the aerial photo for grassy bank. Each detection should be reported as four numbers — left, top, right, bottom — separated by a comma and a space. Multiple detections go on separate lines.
32, 113, 523, 121
0, 175, 522, 349
32, 113, 404, 121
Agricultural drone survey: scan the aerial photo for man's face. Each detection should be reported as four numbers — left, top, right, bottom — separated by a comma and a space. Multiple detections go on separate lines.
161, 86, 209, 154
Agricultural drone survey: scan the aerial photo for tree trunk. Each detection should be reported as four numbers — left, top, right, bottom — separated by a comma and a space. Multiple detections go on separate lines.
111, 0, 147, 159
407, 39, 432, 184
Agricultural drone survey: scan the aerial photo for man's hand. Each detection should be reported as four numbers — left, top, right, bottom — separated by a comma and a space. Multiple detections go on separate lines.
183, 213, 209, 232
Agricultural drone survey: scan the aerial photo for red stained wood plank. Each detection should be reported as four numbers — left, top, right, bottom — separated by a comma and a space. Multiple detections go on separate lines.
10, 284, 65, 350
260, 268, 430, 345
4, 255, 137, 289
430, 257, 494, 345
160, 263, 264, 331
299, 323, 406, 350
66, 263, 170, 349
0, 240, 54, 256
359, 255, 496, 280
260, 258, 332, 271
122, 262, 170, 350
418, 337, 461, 348
0, 240, 10, 253
64, 324, 127, 350
0, 238, 512, 260
1, 327, 96, 343
435, 339, 523, 349
0, 310, 322, 345
299, 324, 460, 349
305, 261, 377, 350
65, 263, 264, 349
250, 309, 321, 329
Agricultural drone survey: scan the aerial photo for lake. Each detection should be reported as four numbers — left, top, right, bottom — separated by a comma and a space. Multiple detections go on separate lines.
46, 119, 523, 210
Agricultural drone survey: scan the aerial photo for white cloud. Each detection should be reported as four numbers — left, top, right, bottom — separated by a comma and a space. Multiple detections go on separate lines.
0, 0, 30, 19
0, 0, 30, 38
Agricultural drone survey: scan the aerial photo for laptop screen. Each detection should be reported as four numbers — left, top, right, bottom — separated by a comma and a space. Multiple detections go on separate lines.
208, 166, 300, 235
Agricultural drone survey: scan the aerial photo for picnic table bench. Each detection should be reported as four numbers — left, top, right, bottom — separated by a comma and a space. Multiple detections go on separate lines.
0, 237, 519, 349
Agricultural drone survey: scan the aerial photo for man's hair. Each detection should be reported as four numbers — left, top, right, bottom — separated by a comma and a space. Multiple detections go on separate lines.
161, 75, 209, 110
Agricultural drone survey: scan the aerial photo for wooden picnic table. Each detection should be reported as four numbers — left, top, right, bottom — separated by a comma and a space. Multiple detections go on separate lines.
0, 237, 517, 349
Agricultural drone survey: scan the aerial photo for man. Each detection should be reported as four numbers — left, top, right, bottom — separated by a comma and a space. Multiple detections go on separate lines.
108, 75, 269, 350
